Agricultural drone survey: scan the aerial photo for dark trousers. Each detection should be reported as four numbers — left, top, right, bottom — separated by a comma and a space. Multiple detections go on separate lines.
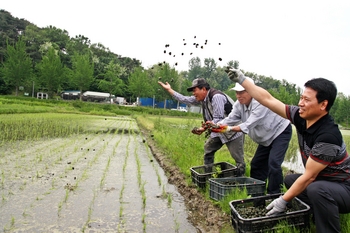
285, 174, 350, 233
250, 124, 292, 194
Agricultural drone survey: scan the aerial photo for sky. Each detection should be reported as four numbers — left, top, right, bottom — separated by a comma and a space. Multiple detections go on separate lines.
2, 0, 350, 95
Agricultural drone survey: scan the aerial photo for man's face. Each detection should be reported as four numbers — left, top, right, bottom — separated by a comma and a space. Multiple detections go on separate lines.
192, 87, 207, 101
298, 87, 327, 120
235, 90, 252, 106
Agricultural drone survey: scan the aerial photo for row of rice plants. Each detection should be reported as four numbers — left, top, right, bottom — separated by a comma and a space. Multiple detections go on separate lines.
0, 113, 91, 142
132, 127, 148, 231
117, 124, 131, 231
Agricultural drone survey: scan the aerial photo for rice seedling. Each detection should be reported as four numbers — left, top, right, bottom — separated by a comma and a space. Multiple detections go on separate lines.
63, 189, 69, 203
142, 214, 147, 232
167, 193, 172, 208
82, 188, 97, 232
118, 128, 130, 224
22, 208, 29, 217
161, 185, 167, 198
141, 182, 147, 210
11, 216, 15, 227
174, 215, 180, 233
99, 156, 111, 189
1, 171, 4, 187
57, 201, 63, 215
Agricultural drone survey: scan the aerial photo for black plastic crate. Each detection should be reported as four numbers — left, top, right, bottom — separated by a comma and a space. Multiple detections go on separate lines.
229, 193, 310, 233
190, 162, 237, 189
209, 177, 266, 201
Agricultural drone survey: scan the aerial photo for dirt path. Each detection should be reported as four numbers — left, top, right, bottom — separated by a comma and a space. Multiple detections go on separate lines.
0, 116, 209, 232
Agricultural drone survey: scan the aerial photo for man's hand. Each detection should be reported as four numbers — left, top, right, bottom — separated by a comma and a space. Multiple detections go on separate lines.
204, 121, 219, 129
225, 67, 246, 84
158, 81, 171, 91
191, 127, 205, 135
266, 196, 288, 216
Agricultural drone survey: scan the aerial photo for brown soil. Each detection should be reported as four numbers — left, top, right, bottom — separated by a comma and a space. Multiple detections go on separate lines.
141, 128, 231, 233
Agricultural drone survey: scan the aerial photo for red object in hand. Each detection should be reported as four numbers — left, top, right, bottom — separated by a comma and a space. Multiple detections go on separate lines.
210, 125, 229, 133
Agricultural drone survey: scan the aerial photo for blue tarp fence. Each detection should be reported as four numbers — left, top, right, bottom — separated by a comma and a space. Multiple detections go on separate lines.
139, 97, 186, 109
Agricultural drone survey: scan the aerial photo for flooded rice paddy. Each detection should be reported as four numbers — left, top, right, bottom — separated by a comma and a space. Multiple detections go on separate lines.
0, 116, 197, 232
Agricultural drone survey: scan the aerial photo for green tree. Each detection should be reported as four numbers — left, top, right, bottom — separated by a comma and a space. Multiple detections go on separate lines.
36, 44, 66, 97
22, 24, 46, 64
70, 52, 94, 100
98, 60, 126, 96
128, 67, 153, 100
42, 26, 71, 68
67, 35, 91, 55
1, 37, 33, 96
203, 58, 217, 80
0, 10, 31, 63
334, 94, 350, 128
187, 57, 202, 81
226, 60, 240, 69
155, 63, 179, 108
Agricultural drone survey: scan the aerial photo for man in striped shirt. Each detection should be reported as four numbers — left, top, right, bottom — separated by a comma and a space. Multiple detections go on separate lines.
158, 78, 246, 176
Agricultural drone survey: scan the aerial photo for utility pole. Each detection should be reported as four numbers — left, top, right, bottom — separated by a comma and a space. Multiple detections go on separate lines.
32, 81, 35, 97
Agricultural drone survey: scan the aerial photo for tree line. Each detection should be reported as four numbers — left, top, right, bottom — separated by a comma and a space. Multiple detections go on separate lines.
0, 9, 349, 127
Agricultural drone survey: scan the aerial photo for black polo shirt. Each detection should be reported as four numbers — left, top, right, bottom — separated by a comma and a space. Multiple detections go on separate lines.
286, 105, 350, 182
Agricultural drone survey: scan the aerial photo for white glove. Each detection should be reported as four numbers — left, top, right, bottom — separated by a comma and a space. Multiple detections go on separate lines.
226, 126, 234, 132
225, 66, 246, 84
210, 125, 233, 133
266, 196, 288, 216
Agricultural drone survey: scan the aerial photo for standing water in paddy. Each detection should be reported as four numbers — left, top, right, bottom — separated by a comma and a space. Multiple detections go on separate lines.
0, 114, 197, 232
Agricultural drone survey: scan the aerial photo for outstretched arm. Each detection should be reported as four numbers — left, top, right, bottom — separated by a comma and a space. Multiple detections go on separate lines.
227, 68, 288, 119
158, 81, 175, 95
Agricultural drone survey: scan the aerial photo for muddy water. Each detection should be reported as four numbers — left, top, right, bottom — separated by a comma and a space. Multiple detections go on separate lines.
0, 116, 197, 232
282, 151, 305, 174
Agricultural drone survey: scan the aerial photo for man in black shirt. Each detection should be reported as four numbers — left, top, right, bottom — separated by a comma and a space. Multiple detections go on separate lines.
227, 67, 350, 233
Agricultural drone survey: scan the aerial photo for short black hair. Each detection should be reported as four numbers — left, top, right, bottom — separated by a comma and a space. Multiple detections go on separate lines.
304, 78, 337, 112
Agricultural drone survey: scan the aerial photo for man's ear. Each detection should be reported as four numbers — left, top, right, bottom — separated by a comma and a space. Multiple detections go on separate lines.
320, 100, 328, 111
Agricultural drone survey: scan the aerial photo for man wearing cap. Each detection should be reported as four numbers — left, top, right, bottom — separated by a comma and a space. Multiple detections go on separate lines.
211, 77, 292, 195
158, 78, 246, 176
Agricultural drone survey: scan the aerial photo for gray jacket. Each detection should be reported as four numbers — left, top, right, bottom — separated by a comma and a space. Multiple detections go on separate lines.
220, 98, 290, 146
